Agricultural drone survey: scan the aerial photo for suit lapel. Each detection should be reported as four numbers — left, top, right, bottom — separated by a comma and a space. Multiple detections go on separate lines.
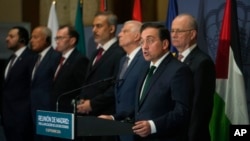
123, 50, 142, 78
184, 46, 199, 66
138, 54, 172, 107
87, 42, 119, 78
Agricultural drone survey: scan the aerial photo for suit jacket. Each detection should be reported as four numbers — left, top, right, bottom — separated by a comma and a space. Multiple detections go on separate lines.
80, 41, 125, 116
0, 58, 7, 119
2, 47, 36, 141
52, 49, 89, 113
114, 49, 149, 120
134, 54, 193, 141
30, 47, 61, 122
183, 47, 215, 141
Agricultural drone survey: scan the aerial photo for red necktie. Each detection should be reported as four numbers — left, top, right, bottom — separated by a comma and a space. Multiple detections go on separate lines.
94, 48, 104, 65
54, 57, 65, 79
178, 54, 184, 61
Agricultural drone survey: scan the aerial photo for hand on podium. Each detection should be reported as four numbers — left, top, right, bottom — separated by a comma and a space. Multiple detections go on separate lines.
76, 99, 92, 114
98, 115, 114, 120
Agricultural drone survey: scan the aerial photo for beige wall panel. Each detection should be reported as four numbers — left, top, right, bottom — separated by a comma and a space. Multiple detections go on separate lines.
0, 0, 22, 22
157, 0, 168, 22
40, 0, 99, 26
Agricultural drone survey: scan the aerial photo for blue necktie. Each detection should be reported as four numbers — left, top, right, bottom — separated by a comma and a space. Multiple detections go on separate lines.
119, 56, 129, 79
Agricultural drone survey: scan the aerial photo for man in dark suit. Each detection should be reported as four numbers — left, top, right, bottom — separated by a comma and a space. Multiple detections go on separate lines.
30, 26, 61, 141
1, 26, 36, 141
77, 11, 125, 141
132, 23, 193, 141
52, 25, 89, 113
99, 20, 149, 141
171, 14, 216, 141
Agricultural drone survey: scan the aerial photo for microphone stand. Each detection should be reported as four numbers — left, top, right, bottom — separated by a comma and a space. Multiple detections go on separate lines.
56, 77, 115, 112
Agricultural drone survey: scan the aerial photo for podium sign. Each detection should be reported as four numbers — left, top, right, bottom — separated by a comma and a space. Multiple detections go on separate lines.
36, 110, 74, 140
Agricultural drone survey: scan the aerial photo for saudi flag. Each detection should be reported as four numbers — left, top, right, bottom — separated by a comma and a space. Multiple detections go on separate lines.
209, 0, 249, 141
75, 0, 86, 56
47, 0, 59, 48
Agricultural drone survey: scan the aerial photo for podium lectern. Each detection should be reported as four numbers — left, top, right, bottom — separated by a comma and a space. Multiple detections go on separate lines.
36, 110, 134, 140
77, 116, 133, 136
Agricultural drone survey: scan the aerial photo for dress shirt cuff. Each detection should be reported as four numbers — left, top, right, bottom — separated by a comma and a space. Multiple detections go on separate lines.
148, 120, 157, 134
111, 115, 115, 120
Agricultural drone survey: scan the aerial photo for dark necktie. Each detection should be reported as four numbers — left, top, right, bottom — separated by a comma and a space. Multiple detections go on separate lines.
140, 66, 156, 103
119, 56, 130, 79
32, 55, 41, 78
94, 48, 104, 65
54, 57, 65, 79
6, 54, 16, 78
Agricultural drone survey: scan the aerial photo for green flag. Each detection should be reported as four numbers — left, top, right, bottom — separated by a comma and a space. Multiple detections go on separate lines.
75, 0, 86, 56
209, 0, 249, 141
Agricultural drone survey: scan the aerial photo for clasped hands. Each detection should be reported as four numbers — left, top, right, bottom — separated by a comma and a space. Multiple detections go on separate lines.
76, 99, 92, 114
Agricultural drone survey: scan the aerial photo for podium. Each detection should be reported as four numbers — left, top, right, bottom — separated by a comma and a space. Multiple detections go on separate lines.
77, 116, 133, 136
36, 110, 134, 140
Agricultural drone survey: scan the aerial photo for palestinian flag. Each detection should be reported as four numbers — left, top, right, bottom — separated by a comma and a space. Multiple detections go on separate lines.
209, 0, 249, 141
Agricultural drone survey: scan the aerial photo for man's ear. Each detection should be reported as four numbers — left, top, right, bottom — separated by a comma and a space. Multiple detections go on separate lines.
162, 39, 169, 50
110, 25, 115, 34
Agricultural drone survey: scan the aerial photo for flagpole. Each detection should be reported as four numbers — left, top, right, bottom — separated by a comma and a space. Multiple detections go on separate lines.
48, 0, 59, 48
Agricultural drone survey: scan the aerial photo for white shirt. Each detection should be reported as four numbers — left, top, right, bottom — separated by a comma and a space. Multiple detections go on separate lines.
4, 47, 26, 79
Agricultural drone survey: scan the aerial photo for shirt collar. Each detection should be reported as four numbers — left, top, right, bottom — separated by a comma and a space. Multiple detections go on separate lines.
14, 46, 26, 57
39, 46, 51, 61
180, 43, 197, 61
150, 51, 170, 69
127, 47, 141, 65
97, 37, 117, 52
62, 48, 74, 60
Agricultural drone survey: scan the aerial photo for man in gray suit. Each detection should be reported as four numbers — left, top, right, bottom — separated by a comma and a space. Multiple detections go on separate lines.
99, 20, 148, 141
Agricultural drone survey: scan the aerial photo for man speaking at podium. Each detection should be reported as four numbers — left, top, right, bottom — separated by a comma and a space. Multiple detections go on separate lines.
77, 11, 125, 141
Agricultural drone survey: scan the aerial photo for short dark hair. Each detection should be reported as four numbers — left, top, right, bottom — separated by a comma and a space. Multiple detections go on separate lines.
94, 11, 118, 34
11, 26, 29, 45
140, 22, 171, 46
59, 25, 79, 45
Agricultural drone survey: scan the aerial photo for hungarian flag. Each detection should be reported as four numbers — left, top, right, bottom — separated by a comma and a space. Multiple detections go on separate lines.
75, 0, 86, 56
209, 0, 249, 141
47, 0, 59, 48
132, 0, 142, 21
100, 0, 107, 11
165, 0, 178, 56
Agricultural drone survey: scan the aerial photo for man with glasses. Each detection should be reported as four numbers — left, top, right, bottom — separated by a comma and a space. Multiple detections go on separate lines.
132, 22, 193, 141
171, 13, 216, 141
30, 26, 61, 141
52, 25, 89, 113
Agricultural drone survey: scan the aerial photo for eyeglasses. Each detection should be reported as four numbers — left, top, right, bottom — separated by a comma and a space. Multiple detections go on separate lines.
139, 37, 156, 46
54, 36, 70, 41
170, 29, 193, 34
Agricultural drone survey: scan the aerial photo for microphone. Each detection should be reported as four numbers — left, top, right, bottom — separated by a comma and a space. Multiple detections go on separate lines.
56, 76, 116, 112
71, 78, 124, 114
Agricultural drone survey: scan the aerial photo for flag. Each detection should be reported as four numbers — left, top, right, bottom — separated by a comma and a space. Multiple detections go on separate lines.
100, 0, 107, 11
165, 0, 178, 56
75, 0, 86, 56
47, 0, 59, 48
197, 0, 209, 54
132, 0, 142, 21
209, 0, 249, 141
